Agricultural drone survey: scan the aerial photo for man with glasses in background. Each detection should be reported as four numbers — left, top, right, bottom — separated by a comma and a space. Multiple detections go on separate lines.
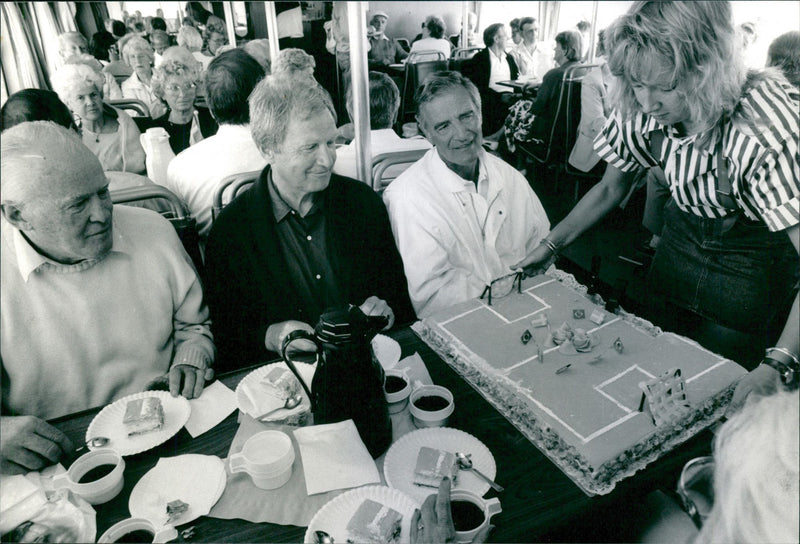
383, 72, 550, 318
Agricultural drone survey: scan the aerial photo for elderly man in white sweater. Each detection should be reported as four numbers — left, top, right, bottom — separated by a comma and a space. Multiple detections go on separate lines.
0, 122, 215, 474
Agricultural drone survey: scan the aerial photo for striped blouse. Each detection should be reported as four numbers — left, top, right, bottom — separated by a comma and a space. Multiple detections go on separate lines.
594, 75, 799, 232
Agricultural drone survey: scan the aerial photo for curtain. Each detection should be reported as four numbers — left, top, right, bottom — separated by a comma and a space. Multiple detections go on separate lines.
0, 2, 79, 102
538, 1, 561, 42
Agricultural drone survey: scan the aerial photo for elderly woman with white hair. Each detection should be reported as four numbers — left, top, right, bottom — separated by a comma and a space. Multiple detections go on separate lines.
272, 48, 316, 79
178, 26, 211, 71
52, 62, 145, 173
120, 36, 167, 118
148, 59, 204, 154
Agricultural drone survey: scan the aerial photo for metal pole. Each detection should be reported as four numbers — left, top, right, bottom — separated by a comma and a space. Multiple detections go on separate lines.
223, 2, 236, 47
347, 1, 372, 186
588, 1, 599, 61
264, 2, 281, 68
461, 1, 469, 50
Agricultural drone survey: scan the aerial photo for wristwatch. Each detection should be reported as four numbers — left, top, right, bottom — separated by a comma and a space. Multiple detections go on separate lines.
761, 347, 800, 389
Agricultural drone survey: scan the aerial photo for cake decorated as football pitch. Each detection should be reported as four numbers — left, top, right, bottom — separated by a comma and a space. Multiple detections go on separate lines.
413, 270, 747, 495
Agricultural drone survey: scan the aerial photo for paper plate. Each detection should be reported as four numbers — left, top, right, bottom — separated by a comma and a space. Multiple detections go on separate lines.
384, 427, 496, 502
86, 391, 191, 456
235, 362, 316, 421
129, 454, 226, 526
372, 334, 402, 369
304, 485, 419, 544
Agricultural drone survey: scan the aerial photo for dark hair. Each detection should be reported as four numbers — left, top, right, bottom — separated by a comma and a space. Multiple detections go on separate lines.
151, 16, 167, 31
111, 20, 127, 38
186, 1, 211, 25
509, 18, 520, 32
482, 23, 504, 48
596, 28, 607, 57
424, 15, 445, 40
204, 49, 265, 125
555, 30, 582, 62
519, 17, 536, 31
90, 31, 116, 62
1, 89, 77, 133
767, 31, 800, 88
577, 20, 591, 32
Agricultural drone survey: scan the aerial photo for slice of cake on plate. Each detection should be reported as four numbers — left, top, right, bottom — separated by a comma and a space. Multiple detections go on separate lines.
261, 366, 300, 401
346, 499, 402, 543
413, 447, 458, 488
123, 397, 164, 436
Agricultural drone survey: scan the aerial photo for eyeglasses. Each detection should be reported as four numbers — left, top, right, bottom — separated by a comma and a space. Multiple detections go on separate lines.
480, 270, 523, 306
164, 82, 197, 95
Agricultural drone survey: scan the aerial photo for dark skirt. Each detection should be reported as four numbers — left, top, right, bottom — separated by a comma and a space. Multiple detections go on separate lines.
648, 199, 798, 335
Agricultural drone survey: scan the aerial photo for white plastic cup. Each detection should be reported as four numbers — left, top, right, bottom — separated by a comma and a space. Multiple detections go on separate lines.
229, 430, 295, 490
97, 517, 178, 543
52, 448, 125, 505
450, 489, 502, 544
384, 370, 411, 414
409, 385, 454, 428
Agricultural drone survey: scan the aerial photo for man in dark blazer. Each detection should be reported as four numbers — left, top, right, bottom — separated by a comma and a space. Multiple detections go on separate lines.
462, 23, 519, 136
204, 77, 415, 372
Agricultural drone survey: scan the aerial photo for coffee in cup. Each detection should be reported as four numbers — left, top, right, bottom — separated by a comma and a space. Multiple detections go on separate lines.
97, 518, 178, 543
409, 385, 454, 428
383, 370, 411, 414
52, 449, 125, 505
449, 489, 501, 544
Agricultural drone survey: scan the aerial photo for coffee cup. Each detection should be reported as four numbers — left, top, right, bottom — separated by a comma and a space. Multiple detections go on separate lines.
97, 517, 178, 543
409, 385, 454, 428
450, 489, 501, 544
383, 369, 411, 414
52, 448, 125, 505
229, 430, 295, 490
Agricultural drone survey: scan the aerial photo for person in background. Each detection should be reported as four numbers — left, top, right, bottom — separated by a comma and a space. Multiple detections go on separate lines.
333, 71, 431, 181
367, 10, 408, 68
462, 23, 519, 137
90, 30, 133, 81
150, 29, 171, 64
58, 32, 121, 100
121, 36, 167, 118
511, 17, 554, 79
576, 19, 592, 61
202, 28, 227, 59
203, 77, 414, 371
458, 11, 480, 48
63, 51, 122, 101
521, 2, 799, 389
178, 26, 211, 71
107, 19, 127, 41
242, 39, 272, 73
409, 15, 451, 59
272, 48, 316, 80
151, 16, 168, 33
503, 30, 582, 152
0, 89, 77, 133
767, 31, 800, 89
737, 21, 760, 68
509, 18, 522, 47
383, 72, 549, 317
0, 123, 215, 473
165, 49, 267, 241
52, 62, 145, 174
147, 60, 204, 154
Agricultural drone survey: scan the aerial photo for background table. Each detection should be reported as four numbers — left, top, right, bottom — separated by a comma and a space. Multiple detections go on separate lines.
50, 327, 711, 542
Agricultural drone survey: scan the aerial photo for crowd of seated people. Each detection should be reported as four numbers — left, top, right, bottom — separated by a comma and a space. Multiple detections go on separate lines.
1, 5, 798, 542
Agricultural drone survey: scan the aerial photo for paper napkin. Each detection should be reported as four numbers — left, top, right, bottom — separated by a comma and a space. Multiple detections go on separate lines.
185, 380, 238, 437
392, 352, 433, 387
293, 420, 381, 495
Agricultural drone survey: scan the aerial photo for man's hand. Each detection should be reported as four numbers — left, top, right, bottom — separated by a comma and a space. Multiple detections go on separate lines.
411, 477, 456, 543
360, 296, 395, 331
514, 242, 557, 277
1, 416, 73, 475
169, 364, 214, 399
729, 364, 782, 414
265, 320, 316, 354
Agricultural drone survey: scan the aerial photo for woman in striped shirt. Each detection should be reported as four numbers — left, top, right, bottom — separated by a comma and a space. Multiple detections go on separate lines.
519, 2, 799, 393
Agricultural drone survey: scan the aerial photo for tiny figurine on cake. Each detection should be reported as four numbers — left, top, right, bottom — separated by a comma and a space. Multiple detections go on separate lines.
551, 322, 574, 345
123, 397, 164, 436
413, 447, 459, 488
571, 329, 593, 352
345, 499, 402, 543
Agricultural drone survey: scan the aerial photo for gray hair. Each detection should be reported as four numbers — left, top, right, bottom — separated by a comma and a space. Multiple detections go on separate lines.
51, 62, 105, 105
273, 48, 316, 77
347, 71, 400, 130
415, 70, 481, 121
151, 60, 199, 99
121, 36, 154, 64
177, 26, 203, 51
1, 122, 101, 209
695, 390, 799, 544
249, 76, 336, 154
58, 31, 88, 52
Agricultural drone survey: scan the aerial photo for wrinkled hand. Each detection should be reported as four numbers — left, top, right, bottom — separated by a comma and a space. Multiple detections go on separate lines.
265, 320, 316, 354
515, 243, 557, 278
410, 478, 493, 544
169, 364, 214, 400
1, 416, 73, 475
360, 296, 395, 330
729, 363, 782, 414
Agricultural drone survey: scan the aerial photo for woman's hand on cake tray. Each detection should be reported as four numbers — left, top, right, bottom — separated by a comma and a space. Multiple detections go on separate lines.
729, 364, 783, 414
360, 296, 395, 330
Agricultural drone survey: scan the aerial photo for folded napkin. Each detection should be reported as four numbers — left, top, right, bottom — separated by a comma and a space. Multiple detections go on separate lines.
208, 415, 343, 527
237, 374, 288, 419
294, 420, 381, 495
186, 380, 238, 437
391, 352, 433, 388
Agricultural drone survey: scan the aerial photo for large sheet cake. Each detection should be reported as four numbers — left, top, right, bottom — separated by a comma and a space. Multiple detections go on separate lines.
414, 270, 746, 495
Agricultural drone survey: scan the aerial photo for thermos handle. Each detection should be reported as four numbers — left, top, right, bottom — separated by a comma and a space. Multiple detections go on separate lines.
280, 330, 316, 402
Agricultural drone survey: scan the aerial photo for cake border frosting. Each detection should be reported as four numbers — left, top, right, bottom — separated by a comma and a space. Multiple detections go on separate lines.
413, 269, 737, 496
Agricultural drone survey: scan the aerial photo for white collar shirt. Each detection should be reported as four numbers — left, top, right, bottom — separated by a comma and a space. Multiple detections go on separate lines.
488, 48, 512, 93
383, 147, 550, 317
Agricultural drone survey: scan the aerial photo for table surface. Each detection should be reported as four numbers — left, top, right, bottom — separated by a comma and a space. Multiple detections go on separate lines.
497, 79, 542, 91
50, 327, 711, 543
